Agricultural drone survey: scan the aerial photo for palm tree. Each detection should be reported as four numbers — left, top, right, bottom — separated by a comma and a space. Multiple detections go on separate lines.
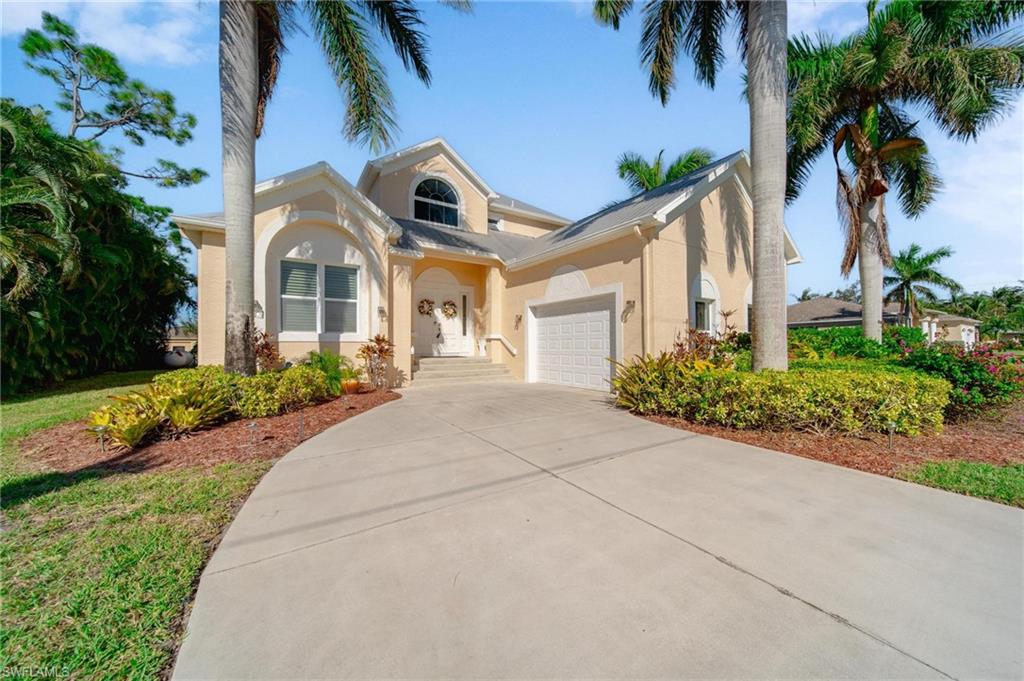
787, 0, 1024, 341
792, 288, 820, 302
884, 244, 961, 325
593, 0, 790, 371
616, 147, 714, 195
219, 1, 465, 374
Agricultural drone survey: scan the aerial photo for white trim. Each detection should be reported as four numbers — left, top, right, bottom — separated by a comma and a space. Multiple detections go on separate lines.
413, 267, 477, 357
690, 271, 722, 335
525, 280, 624, 388
357, 137, 497, 199
483, 334, 518, 357
408, 172, 465, 230
744, 282, 754, 332
489, 201, 571, 227
508, 216, 659, 271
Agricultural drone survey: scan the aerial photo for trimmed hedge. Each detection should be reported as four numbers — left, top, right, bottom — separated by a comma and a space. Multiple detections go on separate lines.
613, 354, 949, 435
900, 343, 1024, 418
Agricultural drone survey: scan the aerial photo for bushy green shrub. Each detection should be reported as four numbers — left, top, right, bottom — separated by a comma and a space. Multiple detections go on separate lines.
612, 354, 949, 435
274, 365, 329, 411
153, 365, 237, 393
235, 372, 282, 418
788, 358, 913, 374
788, 327, 889, 359
900, 343, 1024, 418
304, 350, 355, 396
883, 326, 927, 354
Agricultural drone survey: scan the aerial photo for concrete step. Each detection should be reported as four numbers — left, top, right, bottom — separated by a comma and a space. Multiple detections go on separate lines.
414, 364, 511, 376
409, 373, 519, 387
416, 356, 494, 367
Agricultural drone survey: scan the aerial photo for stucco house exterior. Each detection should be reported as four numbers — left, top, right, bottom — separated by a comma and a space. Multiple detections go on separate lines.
787, 297, 979, 347
175, 138, 802, 389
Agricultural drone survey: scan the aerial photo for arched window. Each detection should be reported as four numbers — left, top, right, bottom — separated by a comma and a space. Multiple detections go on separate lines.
414, 178, 459, 227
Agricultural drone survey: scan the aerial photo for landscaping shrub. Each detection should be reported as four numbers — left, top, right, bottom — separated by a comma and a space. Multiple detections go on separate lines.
899, 343, 1024, 418
235, 373, 282, 418
304, 350, 355, 396
612, 353, 949, 435
788, 327, 889, 359
273, 365, 329, 411
357, 334, 395, 389
882, 326, 927, 354
788, 358, 913, 374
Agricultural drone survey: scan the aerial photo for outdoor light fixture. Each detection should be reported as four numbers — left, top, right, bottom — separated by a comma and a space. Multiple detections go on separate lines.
377, 306, 387, 320
622, 300, 636, 322
514, 314, 523, 330
254, 301, 264, 319
887, 421, 896, 450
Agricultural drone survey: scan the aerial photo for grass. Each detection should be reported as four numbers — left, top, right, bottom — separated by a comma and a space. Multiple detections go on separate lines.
0, 370, 272, 678
902, 461, 1024, 507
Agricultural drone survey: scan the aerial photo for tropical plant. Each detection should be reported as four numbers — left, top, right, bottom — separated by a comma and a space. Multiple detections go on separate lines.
594, 0, 790, 371
884, 243, 961, 325
19, 12, 204, 187
616, 147, 714, 195
787, 0, 1024, 340
218, 1, 467, 376
1, 100, 193, 394
357, 334, 396, 389
900, 342, 1024, 418
304, 349, 356, 396
936, 283, 1024, 339
252, 330, 284, 373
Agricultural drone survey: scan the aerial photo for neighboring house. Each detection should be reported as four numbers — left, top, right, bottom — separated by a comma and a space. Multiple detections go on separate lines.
787, 297, 901, 329
919, 308, 981, 347
166, 325, 198, 352
787, 297, 980, 347
174, 138, 801, 389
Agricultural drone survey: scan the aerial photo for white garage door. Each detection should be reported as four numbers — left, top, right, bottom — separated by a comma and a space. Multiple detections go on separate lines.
533, 297, 614, 390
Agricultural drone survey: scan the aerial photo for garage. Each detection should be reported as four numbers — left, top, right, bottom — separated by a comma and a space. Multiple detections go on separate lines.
532, 295, 615, 390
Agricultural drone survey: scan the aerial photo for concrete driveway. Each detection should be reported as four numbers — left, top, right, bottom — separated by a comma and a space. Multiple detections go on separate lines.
173, 383, 1023, 680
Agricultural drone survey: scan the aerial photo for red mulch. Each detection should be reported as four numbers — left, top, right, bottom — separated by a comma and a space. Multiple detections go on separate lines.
19, 389, 401, 476
645, 400, 1024, 477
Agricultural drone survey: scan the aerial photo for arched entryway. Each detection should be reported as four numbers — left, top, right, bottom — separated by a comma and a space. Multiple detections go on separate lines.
413, 267, 475, 357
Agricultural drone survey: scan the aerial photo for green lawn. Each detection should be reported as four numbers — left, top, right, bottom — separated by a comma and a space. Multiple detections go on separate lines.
902, 461, 1024, 507
1, 371, 272, 679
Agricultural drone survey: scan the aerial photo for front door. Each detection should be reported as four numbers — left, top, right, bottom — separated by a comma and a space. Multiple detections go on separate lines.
414, 286, 474, 357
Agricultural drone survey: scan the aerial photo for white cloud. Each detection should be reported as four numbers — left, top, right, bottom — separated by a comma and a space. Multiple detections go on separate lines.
1, 1, 71, 36
789, 0, 864, 38
76, 1, 211, 66
2, 0, 211, 66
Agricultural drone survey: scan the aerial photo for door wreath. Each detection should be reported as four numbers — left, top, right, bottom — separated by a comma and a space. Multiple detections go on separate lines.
417, 298, 434, 315
440, 300, 458, 319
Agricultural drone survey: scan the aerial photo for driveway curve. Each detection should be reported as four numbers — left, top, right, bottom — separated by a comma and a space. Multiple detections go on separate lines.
173, 383, 1022, 680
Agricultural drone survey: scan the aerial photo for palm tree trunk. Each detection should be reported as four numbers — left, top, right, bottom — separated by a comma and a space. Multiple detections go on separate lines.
748, 0, 789, 371
859, 197, 884, 341
219, 1, 258, 375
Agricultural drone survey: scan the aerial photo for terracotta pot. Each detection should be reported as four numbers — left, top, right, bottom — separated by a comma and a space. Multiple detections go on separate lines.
342, 379, 361, 395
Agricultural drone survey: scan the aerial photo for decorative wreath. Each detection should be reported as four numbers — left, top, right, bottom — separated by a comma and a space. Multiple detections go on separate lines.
441, 300, 458, 319
417, 298, 434, 316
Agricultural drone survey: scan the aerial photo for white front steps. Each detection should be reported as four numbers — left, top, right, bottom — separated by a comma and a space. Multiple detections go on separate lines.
411, 357, 516, 386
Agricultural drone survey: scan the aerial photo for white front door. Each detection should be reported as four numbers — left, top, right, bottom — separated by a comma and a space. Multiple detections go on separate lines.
414, 286, 474, 357
532, 296, 614, 390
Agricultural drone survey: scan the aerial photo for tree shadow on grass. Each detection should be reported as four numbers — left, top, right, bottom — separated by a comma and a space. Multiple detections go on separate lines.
1, 450, 158, 510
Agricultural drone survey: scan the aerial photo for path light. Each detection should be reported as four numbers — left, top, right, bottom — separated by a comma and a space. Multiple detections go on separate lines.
89, 425, 110, 454
887, 421, 896, 450
298, 413, 305, 442
248, 421, 258, 445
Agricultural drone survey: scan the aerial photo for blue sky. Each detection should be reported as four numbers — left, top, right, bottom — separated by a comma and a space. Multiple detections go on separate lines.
2, 0, 1021, 298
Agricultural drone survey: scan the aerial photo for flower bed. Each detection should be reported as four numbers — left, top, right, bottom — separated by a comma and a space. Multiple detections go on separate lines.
899, 343, 1024, 418
613, 353, 949, 435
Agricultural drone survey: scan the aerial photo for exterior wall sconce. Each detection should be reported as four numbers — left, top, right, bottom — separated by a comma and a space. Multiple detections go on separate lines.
514, 314, 523, 331
254, 301, 264, 320
377, 306, 387, 320
621, 300, 636, 323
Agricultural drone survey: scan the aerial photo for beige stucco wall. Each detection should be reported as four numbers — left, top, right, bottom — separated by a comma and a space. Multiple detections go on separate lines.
371, 155, 490, 234
195, 230, 226, 366
500, 235, 645, 381
650, 181, 754, 351
493, 211, 562, 238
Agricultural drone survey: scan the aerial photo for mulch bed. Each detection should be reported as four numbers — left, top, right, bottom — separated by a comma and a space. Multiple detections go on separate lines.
19, 389, 401, 476
645, 400, 1024, 478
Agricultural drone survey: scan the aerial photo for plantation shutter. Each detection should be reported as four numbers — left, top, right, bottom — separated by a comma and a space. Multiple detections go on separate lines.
281, 261, 317, 332
324, 265, 357, 334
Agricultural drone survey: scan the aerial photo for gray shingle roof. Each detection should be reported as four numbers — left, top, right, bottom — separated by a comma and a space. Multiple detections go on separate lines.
787, 297, 901, 327
391, 218, 535, 261
514, 151, 747, 263
491, 194, 570, 224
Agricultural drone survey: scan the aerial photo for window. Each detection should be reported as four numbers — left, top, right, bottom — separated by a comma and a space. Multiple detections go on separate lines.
280, 261, 359, 335
324, 265, 358, 333
414, 178, 459, 227
747, 304, 754, 332
281, 261, 317, 332
694, 300, 710, 332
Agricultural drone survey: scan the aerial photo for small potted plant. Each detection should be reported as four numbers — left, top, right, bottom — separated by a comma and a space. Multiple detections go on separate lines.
340, 365, 364, 395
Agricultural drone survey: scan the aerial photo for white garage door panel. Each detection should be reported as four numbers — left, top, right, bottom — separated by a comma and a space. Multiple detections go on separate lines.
534, 297, 614, 390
